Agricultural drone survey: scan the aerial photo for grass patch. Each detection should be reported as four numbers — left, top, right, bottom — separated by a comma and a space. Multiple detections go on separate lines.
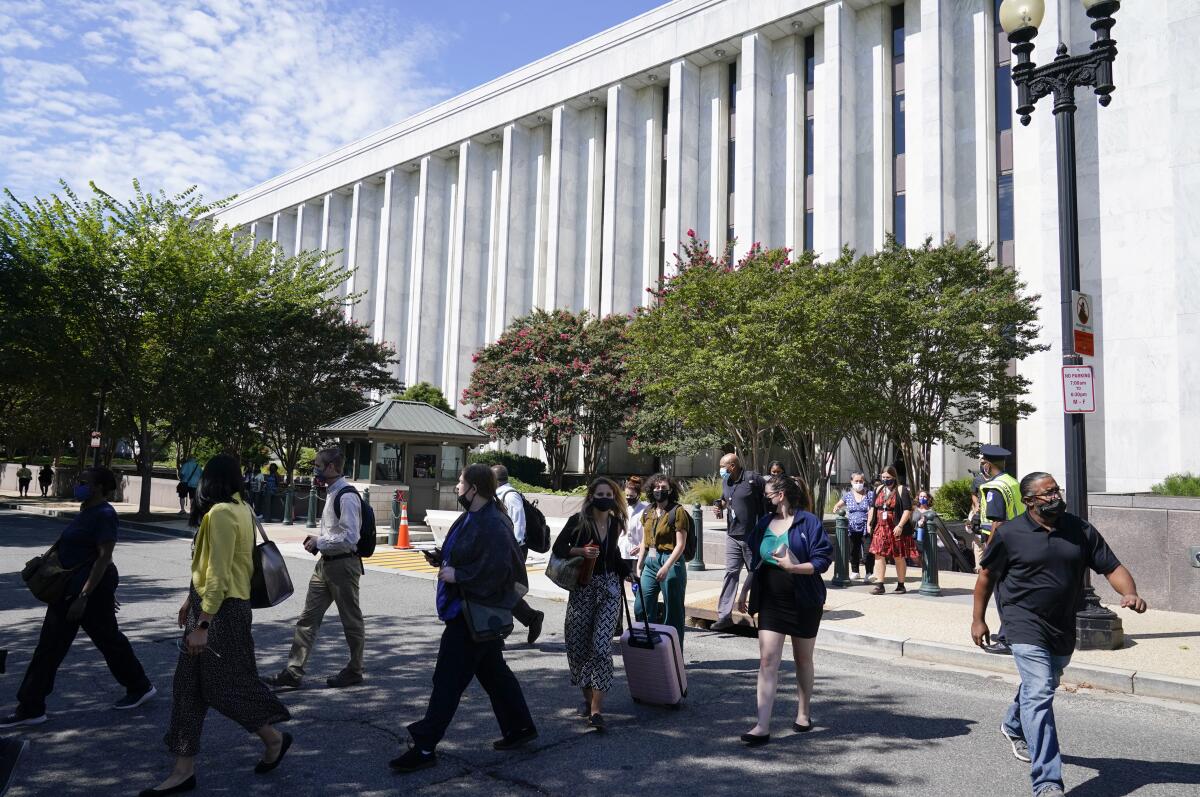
1150, 473, 1200, 498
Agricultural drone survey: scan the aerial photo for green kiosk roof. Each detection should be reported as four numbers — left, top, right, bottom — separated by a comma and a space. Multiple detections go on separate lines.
319, 400, 489, 445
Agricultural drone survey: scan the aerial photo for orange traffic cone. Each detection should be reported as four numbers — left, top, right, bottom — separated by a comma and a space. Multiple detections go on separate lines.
394, 500, 411, 549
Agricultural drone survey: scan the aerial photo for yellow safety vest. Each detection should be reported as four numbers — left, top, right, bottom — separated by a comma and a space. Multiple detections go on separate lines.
978, 472, 1025, 535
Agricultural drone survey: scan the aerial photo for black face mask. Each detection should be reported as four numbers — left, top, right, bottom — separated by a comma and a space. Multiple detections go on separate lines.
457, 488, 476, 511
652, 489, 669, 503
592, 496, 615, 512
881, 478, 896, 487
1037, 497, 1066, 523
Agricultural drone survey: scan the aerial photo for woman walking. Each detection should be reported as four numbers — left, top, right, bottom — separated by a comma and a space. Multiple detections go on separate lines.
833, 472, 875, 580
141, 454, 291, 796
391, 464, 536, 774
1, 467, 155, 729
37, 463, 53, 497
737, 476, 832, 746
634, 474, 692, 648
867, 466, 917, 594
554, 477, 629, 731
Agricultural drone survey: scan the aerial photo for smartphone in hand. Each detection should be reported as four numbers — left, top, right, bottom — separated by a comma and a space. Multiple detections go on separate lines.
421, 547, 442, 566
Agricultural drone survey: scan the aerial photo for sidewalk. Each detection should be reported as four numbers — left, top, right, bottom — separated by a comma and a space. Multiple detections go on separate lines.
5, 492, 1198, 705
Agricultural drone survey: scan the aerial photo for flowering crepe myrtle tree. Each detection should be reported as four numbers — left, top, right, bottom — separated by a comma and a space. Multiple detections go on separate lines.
462, 309, 640, 488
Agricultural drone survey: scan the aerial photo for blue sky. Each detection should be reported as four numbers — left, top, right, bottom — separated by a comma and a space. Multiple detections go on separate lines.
0, 0, 663, 204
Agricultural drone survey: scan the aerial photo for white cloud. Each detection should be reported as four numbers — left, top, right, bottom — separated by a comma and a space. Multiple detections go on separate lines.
0, 0, 454, 205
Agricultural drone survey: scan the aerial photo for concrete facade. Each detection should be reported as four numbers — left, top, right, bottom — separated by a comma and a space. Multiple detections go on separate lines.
214, 0, 1199, 490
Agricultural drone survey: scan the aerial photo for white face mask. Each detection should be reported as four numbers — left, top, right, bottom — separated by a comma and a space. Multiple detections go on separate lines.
852, 482, 865, 493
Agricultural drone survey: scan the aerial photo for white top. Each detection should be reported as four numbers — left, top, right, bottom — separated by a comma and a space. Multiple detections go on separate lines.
619, 500, 649, 559
496, 483, 525, 545
318, 477, 362, 554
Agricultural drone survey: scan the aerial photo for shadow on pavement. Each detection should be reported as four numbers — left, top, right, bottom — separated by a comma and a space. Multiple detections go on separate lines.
1063, 754, 1200, 797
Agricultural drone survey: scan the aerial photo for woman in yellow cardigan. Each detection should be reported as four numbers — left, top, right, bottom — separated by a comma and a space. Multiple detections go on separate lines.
141, 454, 291, 796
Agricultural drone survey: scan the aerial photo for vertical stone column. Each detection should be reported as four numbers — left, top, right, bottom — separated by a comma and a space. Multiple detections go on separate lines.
273, 210, 297, 258
782, 35, 805, 256
816, 3, 854, 260
733, 32, 763, 261
352, 179, 383, 329
663, 59, 700, 277
582, 107, 606, 316
865, 3, 891, 250
381, 167, 418, 385
697, 61, 730, 256
545, 104, 605, 312
638, 89, 662, 306
904, 0, 945, 243
544, 105, 568, 310
344, 182, 362, 320
973, 1, 997, 250
489, 129, 515, 341
322, 191, 352, 304
601, 84, 630, 316
373, 170, 395, 345
405, 155, 451, 388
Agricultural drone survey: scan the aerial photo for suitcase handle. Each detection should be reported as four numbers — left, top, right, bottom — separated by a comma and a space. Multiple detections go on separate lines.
630, 582, 654, 636
625, 581, 661, 650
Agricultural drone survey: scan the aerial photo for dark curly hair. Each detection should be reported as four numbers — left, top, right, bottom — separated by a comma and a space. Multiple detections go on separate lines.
644, 473, 681, 506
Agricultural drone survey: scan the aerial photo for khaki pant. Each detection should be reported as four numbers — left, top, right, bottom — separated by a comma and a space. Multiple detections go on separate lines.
285, 555, 364, 678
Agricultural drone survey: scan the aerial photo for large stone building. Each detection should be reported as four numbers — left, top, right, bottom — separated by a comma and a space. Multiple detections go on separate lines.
214, 0, 1198, 492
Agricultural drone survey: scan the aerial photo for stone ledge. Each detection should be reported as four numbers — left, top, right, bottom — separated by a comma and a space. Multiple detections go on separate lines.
1062, 662, 1136, 694
817, 626, 907, 657
902, 639, 1017, 675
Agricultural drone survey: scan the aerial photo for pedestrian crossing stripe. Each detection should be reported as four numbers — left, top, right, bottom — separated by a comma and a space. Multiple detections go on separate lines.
364, 549, 545, 576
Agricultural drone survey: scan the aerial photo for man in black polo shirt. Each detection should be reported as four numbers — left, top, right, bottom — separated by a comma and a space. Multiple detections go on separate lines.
712, 453, 766, 631
971, 471, 1146, 797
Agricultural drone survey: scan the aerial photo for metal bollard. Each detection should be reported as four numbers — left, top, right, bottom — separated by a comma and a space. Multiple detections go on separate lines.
688, 503, 706, 571
306, 485, 318, 528
919, 509, 942, 596
388, 492, 400, 546
832, 509, 850, 587
283, 487, 294, 526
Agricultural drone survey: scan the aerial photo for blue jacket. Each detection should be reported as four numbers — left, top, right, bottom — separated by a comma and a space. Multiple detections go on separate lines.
745, 509, 833, 610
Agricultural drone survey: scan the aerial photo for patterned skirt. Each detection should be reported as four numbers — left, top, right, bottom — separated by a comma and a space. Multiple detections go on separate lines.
565, 572, 622, 692
869, 517, 920, 559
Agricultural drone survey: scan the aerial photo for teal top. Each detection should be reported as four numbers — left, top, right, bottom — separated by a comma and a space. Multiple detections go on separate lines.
760, 524, 789, 567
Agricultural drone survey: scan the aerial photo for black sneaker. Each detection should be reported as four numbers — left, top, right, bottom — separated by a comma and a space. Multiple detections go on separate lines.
263, 670, 302, 689
389, 746, 436, 773
588, 713, 605, 731
983, 638, 1013, 656
113, 684, 157, 710
326, 669, 364, 689
493, 727, 538, 750
1001, 725, 1031, 763
0, 708, 46, 729
527, 611, 545, 645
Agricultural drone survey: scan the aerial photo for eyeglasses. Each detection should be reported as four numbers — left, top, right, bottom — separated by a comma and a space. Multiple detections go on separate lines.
1030, 489, 1062, 500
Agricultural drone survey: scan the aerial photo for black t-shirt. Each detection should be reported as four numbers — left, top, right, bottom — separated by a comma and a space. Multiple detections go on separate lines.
722, 470, 766, 538
981, 511, 1121, 654
57, 503, 120, 593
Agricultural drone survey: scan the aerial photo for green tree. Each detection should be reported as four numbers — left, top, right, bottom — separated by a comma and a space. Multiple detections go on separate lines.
863, 238, 1045, 489
463, 309, 637, 488
395, 381, 453, 415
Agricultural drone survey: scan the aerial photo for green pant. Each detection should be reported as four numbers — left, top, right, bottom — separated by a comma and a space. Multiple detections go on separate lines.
636, 551, 687, 650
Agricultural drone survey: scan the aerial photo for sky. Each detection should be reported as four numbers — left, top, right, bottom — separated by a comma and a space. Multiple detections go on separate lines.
0, 0, 664, 205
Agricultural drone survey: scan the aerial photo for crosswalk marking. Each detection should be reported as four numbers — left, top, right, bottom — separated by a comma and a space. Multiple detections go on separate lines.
364, 549, 545, 576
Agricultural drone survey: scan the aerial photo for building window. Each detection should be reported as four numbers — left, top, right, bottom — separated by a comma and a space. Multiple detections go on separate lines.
726, 61, 737, 252
995, 0, 1015, 267
803, 34, 815, 251
892, 3, 906, 247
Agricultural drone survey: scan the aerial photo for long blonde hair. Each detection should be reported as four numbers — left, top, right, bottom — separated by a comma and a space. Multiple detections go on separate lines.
579, 476, 628, 540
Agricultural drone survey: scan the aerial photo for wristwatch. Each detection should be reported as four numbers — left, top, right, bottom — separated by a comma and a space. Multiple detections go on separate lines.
78, 590, 89, 600
198, 620, 211, 630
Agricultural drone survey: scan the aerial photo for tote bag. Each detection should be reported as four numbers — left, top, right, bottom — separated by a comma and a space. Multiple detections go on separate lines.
250, 516, 294, 608
22, 543, 84, 604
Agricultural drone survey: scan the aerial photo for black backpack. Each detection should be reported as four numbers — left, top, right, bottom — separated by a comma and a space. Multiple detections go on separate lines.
332, 485, 376, 558
513, 489, 550, 553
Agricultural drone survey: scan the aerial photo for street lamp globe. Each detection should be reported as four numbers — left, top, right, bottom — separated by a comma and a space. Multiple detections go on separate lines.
998, 0, 1046, 34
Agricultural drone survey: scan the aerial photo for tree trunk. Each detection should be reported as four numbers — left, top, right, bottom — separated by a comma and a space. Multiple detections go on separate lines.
137, 428, 154, 518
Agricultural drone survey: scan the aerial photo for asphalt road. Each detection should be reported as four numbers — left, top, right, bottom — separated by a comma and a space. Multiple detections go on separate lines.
1, 510, 1197, 796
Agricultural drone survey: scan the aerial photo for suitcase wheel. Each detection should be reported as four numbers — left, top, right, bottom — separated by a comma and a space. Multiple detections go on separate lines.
670, 701, 683, 710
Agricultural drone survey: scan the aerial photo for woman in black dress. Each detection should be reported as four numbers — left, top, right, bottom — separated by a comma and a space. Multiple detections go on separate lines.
736, 476, 832, 746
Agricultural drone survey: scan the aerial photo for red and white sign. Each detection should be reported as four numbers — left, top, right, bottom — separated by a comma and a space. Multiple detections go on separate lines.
1071, 290, 1094, 357
89, 431, 102, 448
1062, 365, 1096, 413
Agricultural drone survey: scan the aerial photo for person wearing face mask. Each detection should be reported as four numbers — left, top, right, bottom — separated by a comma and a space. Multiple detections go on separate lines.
391, 464, 536, 773
265, 447, 365, 690
2, 467, 155, 729
833, 472, 875, 580
867, 466, 917, 594
634, 475, 693, 648
712, 453, 767, 631
618, 475, 648, 570
552, 477, 630, 731
972, 472, 1146, 797
736, 476, 832, 746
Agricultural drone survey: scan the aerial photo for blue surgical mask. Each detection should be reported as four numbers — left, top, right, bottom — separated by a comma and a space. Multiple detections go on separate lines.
73, 484, 92, 502
719, 467, 729, 480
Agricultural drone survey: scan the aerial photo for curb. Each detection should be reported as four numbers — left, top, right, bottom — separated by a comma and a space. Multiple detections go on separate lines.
683, 605, 1200, 707
2, 501, 195, 539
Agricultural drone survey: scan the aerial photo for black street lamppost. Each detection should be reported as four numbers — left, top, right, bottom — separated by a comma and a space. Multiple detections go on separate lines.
998, 0, 1123, 650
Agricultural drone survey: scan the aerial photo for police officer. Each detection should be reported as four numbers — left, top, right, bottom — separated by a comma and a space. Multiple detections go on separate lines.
977, 444, 1024, 654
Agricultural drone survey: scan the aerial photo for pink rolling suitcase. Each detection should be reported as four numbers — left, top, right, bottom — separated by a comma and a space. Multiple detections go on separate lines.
620, 582, 687, 708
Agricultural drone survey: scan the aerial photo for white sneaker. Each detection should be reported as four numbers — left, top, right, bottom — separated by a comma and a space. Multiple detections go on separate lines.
865, 575, 877, 584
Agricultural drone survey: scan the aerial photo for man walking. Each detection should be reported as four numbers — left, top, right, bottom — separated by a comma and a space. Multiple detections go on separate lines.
971, 471, 1146, 797
711, 453, 765, 631
493, 465, 545, 644
177, 456, 201, 515
266, 447, 365, 688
